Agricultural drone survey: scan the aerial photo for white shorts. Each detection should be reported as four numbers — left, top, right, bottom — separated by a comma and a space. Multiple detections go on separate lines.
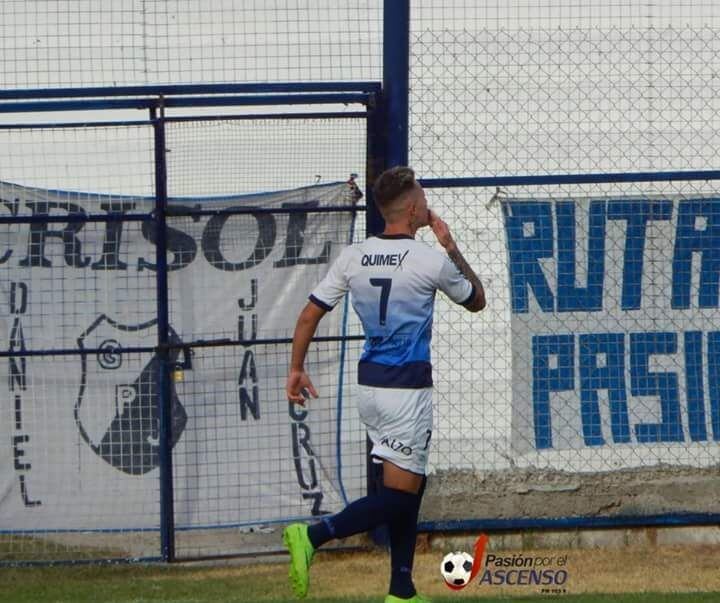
357, 385, 433, 475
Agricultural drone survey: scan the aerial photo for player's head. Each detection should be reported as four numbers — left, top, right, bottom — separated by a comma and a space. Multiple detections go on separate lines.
373, 166, 429, 230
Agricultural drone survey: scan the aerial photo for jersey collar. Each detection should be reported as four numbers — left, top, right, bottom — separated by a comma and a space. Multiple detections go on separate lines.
375, 233, 414, 240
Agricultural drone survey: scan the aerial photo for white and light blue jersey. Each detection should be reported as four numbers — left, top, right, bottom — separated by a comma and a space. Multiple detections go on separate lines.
309, 234, 474, 388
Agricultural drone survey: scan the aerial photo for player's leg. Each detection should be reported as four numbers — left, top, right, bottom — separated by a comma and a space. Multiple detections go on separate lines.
283, 386, 430, 599
382, 387, 433, 603
304, 475, 419, 547
386, 468, 427, 600
383, 459, 424, 493
284, 470, 421, 598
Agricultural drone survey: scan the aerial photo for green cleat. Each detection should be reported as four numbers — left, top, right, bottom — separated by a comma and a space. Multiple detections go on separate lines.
384, 595, 432, 603
283, 523, 315, 599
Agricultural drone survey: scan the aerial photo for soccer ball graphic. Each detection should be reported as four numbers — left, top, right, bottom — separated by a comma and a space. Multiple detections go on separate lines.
441, 551, 474, 587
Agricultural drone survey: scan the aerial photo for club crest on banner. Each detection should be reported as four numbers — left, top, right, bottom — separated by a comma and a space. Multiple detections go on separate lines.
75, 315, 188, 475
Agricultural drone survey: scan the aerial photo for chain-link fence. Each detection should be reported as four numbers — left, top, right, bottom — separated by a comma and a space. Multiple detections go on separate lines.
415, 181, 720, 528
0, 0, 383, 88
0, 105, 371, 563
410, 1, 720, 529
3, 1, 720, 563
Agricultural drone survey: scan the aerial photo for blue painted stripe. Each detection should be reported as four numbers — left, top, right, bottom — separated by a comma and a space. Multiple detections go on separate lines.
419, 170, 720, 189
418, 512, 720, 532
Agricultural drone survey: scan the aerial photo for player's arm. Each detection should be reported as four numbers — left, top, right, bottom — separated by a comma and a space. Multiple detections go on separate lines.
286, 301, 326, 405
286, 247, 350, 404
429, 209, 486, 312
445, 244, 486, 312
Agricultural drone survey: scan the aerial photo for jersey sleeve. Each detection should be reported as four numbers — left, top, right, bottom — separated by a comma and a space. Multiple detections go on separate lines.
308, 247, 350, 311
437, 255, 475, 306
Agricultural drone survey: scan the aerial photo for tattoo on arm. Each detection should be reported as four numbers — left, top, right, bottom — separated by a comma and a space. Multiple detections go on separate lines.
447, 245, 485, 306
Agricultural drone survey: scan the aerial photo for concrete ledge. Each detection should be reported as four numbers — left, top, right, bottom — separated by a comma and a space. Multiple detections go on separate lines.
426, 525, 720, 552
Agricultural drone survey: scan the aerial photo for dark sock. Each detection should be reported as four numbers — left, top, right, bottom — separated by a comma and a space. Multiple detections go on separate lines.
307, 516, 334, 549
307, 486, 417, 550
388, 476, 426, 599
368, 459, 390, 548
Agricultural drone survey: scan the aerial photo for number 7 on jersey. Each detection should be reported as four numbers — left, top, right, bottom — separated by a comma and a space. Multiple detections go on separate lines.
369, 278, 392, 326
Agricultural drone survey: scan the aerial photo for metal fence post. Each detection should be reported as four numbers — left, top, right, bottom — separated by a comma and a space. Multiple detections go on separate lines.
383, 0, 410, 169
152, 98, 176, 562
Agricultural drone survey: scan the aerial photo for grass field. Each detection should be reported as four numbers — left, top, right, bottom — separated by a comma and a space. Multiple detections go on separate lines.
2, 546, 720, 603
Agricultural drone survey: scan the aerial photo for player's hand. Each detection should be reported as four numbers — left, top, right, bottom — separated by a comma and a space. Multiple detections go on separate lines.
428, 209, 456, 251
286, 369, 319, 405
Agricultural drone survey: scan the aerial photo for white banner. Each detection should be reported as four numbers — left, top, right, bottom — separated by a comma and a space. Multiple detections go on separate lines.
502, 197, 720, 460
0, 180, 360, 531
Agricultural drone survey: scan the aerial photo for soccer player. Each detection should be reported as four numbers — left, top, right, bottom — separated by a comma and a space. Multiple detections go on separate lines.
283, 166, 485, 602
